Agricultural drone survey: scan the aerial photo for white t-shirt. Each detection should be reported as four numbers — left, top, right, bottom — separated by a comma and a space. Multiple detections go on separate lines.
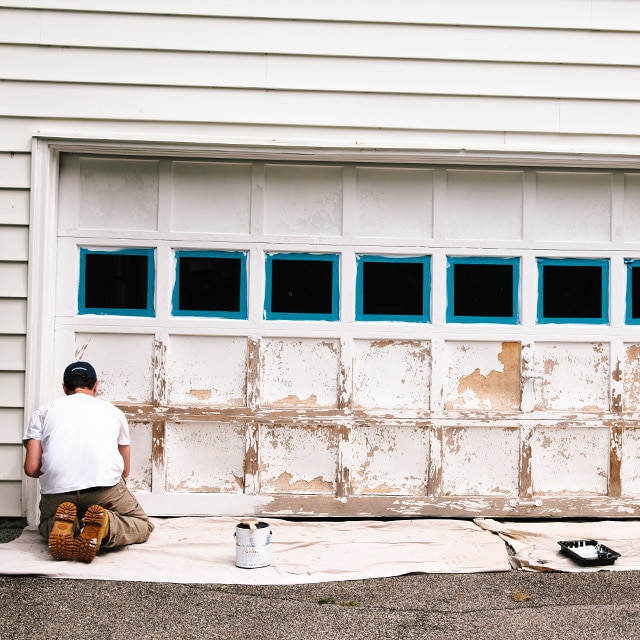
23, 392, 130, 494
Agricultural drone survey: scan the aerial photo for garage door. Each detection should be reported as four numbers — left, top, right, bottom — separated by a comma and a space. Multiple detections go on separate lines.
50, 154, 640, 517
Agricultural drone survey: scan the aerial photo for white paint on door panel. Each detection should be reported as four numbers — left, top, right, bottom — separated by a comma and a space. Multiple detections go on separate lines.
623, 174, 640, 242
351, 425, 429, 495
170, 161, 252, 233
353, 339, 431, 410
165, 421, 245, 493
259, 338, 340, 408
355, 166, 433, 238
264, 164, 343, 236
620, 428, 640, 496
441, 426, 519, 495
258, 424, 336, 494
535, 171, 612, 241
530, 426, 609, 495
534, 342, 610, 412
74, 332, 155, 403
446, 169, 523, 240
167, 335, 247, 406
623, 343, 640, 411
78, 157, 159, 231
128, 422, 152, 492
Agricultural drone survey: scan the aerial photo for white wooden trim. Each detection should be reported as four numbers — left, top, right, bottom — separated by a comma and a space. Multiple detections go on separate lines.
30, 133, 640, 168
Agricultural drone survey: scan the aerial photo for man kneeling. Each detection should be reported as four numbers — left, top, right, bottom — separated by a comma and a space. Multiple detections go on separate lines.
23, 361, 154, 563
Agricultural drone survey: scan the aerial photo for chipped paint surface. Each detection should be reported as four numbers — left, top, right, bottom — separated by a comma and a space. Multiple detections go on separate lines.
620, 428, 640, 495
165, 422, 245, 493
623, 344, 640, 410
534, 342, 610, 411
441, 426, 520, 495
350, 425, 429, 495
259, 338, 340, 408
76, 332, 155, 403
353, 340, 431, 410
167, 336, 247, 407
258, 425, 337, 494
127, 422, 153, 491
530, 426, 609, 495
445, 341, 521, 411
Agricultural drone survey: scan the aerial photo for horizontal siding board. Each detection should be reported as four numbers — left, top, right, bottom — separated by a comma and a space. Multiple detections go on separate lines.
269, 58, 640, 102
0, 299, 27, 333
0, 263, 28, 298
0, 336, 26, 370
0, 190, 30, 225
0, 408, 24, 444
0, 1, 600, 29
5, 45, 640, 102
0, 481, 22, 516
0, 372, 25, 407
0, 226, 29, 261
2, 10, 639, 66
593, 0, 640, 31
0, 154, 30, 189
561, 100, 640, 135
0, 46, 268, 89
7, 82, 640, 137
7, 81, 640, 137
0, 7, 41, 41
0, 82, 567, 133
0, 445, 23, 480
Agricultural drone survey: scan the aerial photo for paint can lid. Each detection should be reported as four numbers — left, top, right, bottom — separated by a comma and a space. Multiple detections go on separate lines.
237, 518, 269, 530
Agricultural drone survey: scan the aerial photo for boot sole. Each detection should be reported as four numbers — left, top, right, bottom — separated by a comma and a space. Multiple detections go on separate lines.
75, 504, 108, 563
48, 502, 76, 561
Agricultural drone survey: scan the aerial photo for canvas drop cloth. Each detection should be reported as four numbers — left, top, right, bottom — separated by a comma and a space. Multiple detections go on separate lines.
0, 517, 510, 584
4, 517, 640, 583
474, 518, 640, 572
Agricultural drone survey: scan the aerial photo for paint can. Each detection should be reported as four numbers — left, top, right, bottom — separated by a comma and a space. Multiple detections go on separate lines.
234, 518, 272, 568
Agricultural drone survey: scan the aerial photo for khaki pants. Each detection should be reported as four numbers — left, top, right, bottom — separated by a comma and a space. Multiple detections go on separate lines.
39, 477, 154, 549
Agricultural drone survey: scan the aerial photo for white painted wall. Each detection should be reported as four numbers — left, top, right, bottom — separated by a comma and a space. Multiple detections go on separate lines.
3, 0, 640, 516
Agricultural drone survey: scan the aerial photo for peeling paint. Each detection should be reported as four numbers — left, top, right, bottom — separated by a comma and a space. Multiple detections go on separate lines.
535, 343, 610, 412
188, 389, 212, 400
269, 471, 334, 493
445, 342, 520, 411
270, 394, 319, 407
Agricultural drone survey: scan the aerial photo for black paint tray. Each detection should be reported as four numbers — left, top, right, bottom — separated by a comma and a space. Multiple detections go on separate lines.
557, 539, 621, 566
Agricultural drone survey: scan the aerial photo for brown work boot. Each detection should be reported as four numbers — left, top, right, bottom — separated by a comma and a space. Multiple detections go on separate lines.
48, 502, 77, 561
74, 504, 109, 563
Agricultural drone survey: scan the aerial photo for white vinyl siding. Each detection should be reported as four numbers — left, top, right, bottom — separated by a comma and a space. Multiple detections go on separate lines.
0, 149, 29, 516
2, 0, 640, 517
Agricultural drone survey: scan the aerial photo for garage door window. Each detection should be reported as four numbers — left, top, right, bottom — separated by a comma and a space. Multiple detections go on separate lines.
265, 253, 339, 321
537, 258, 609, 324
79, 248, 155, 317
625, 259, 640, 324
446, 257, 519, 324
173, 250, 247, 318
356, 255, 430, 322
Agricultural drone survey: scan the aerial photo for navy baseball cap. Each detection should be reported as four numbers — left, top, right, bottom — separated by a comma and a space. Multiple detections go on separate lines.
63, 361, 97, 386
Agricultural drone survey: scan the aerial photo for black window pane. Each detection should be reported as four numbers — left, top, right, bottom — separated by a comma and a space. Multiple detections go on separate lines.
84, 254, 148, 310
543, 265, 602, 318
453, 263, 513, 318
179, 257, 241, 312
271, 259, 333, 314
631, 266, 640, 319
362, 262, 423, 316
